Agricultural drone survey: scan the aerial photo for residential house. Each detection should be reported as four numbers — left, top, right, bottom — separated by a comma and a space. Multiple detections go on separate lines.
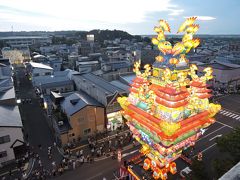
0, 61, 25, 165
26, 62, 53, 83
51, 91, 105, 145
72, 73, 128, 130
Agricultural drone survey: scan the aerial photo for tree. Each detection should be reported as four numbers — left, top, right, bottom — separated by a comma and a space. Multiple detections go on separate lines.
190, 158, 208, 180
143, 37, 151, 43
216, 127, 240, 162
212, 158, 234, 178
2, 50, 24, 64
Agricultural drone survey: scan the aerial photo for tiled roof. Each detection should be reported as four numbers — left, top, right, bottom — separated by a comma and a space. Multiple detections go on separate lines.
60, 91, 104, 117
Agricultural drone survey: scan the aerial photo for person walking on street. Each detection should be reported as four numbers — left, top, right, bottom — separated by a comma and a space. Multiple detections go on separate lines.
73, 160, 76, 170
91, 148, 95, 156
80, 149, 83, 157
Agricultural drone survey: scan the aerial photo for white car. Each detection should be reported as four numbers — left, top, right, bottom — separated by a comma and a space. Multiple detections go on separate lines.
180, 166, 192, 178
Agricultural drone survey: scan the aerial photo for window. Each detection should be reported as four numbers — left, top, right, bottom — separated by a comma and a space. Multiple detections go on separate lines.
83, 128, 91, 135
0, 135, 10, 144
33, 73, 39, 76
45, 72, 51, 75
0, 151, 7, 158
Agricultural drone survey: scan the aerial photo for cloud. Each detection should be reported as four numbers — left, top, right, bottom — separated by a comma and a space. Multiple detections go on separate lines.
0, 0, 184, 31
168, 9, 184, 16
184, 16, 216, 21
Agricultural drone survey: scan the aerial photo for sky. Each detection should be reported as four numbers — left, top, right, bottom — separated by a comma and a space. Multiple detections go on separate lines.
0, 0, 239, 35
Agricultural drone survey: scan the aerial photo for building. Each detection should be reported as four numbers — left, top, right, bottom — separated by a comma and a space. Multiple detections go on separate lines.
51, 91, 105, 145
77, 61, 100, 74
198, 60, 240, 90
0, 63, 24, 165
101, 61, 131, 72
219, 161, 240, 180
0, 106, 24, 165
0, 36, 51, 48
72, 73, 128, 130
32, 69, 76, 95
26, 62, 53, 83
87, 34, 94, 42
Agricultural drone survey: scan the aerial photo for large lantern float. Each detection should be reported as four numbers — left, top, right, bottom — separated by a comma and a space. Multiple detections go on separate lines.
117, 17, 221, 179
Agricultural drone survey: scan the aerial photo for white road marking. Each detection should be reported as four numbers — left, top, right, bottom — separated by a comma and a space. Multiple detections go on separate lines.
224, 112, 232, 116
216, 121, 234, 129
209, 134, 222, 141
201, 143, 217, 153
236, 117, 240, 120
193, 143, 217, 158
122, 149, 139, 158
229, 114, 236, 118
197, 126, 225, 142
232, 115, 239, 119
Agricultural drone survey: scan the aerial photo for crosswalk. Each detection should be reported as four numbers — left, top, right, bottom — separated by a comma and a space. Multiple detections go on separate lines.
219, 109, 240, 120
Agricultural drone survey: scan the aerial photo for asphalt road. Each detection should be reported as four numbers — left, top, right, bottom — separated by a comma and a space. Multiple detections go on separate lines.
15, 67, 63, 170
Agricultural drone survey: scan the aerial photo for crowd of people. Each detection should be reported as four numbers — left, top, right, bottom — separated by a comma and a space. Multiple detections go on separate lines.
0, 127, 135, 180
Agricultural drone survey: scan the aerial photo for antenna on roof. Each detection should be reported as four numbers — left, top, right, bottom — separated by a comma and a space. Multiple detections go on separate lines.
11, 25, 13, 35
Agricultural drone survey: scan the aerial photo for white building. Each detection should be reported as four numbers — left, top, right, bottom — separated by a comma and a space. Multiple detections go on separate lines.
77, 61, 100, 74
27, 62, 53, 77
0, 64, 24, 165
0, 36, 51, 48
0, 106, 24, 165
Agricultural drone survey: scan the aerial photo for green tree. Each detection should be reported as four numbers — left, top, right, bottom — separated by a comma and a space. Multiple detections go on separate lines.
190, 158, 208, 180
212, 158, 234, 178
216, 127, 240, 162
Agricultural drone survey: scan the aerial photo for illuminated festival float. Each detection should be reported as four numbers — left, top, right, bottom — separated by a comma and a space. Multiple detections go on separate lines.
117, 17, 221, 180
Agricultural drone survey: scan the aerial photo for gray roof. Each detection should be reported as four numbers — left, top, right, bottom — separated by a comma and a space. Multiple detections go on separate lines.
76, 73, 125, 94
200, 63, 239, 70
119, 74, 136, 85
0, 105, 22, 127
0, 36, 49, 40
40, 80, 73, 89
33, 74, 70, 87
61, 91, 104, 117
110, 80, 130, 93
219, 161, 240, 180
0, 87, 15, 100
30, 62, 53, 70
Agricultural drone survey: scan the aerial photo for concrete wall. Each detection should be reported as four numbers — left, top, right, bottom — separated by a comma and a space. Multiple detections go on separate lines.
45, 84, 74, 95
32, 68, 53, 77
72, 76, 108, 106
0, 127, 24, 164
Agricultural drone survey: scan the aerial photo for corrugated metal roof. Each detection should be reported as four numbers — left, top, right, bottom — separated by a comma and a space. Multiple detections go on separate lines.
0, 105, 22, 127
78, 73, 125, 94
40, 80, 73, 89
0, 87, 15, 100
33, 75, 70, 87
60, 91, 104, 117
110, 80, 130, 93
30, 62, 53, 70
